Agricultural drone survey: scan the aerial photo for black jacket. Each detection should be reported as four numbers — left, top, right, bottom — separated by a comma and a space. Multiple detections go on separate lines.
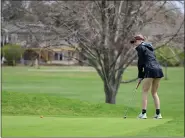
135, 42, 164, 79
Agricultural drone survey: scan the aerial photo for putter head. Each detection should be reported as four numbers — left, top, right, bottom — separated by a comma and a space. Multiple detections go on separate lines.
123, 116, 127, 119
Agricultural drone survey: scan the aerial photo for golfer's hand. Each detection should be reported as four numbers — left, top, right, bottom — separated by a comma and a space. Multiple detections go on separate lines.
138, 78, 143, 82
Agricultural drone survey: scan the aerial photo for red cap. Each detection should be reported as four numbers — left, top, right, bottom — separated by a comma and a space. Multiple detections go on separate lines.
130, 34, 145, 44
134, 34, 145, 41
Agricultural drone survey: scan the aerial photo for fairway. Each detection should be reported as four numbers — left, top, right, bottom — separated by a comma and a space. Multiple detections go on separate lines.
2, 66, 184, 136
2, 0, 185, 137
3, 116, 171, 136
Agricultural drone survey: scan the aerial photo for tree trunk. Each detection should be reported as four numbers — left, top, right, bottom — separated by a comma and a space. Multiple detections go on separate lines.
35, 58, 39, 69
164, 61, 168, 80
104, 83, 117, 104
12, 59, 16, 66
105, 93, 116, 104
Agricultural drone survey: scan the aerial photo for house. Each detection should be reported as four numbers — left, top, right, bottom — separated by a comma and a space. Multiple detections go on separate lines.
1, 22, 81, 65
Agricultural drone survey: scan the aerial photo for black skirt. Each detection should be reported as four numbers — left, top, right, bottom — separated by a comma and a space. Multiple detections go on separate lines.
144, 67, 164, 78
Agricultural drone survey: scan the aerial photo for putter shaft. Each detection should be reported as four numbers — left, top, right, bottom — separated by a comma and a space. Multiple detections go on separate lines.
123, 80, 142, 118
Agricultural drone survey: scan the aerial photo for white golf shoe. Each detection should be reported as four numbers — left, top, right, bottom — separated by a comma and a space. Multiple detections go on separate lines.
153, 113, 162, 119
138, 113, 147, 119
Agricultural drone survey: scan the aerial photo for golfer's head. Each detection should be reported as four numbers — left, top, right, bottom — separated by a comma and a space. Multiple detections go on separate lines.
130, 34, 145, 46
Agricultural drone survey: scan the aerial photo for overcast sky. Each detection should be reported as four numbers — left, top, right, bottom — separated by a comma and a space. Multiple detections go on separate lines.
174, 1, 184, 13
22, 1, 184, 14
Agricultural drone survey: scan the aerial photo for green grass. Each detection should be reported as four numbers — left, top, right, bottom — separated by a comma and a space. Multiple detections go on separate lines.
2, 91, 136, 117
2, 116, 171, 136
2, 66, 184, 136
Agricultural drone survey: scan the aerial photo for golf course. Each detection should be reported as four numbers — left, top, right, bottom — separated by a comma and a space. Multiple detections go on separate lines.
2, 66, 184, 137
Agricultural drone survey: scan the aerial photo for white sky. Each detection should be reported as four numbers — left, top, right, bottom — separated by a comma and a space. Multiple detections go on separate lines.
174, 1, 184, 13
17, 1, 185, 14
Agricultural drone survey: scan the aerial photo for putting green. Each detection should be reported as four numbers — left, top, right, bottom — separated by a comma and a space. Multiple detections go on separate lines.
2, 116, 171, 136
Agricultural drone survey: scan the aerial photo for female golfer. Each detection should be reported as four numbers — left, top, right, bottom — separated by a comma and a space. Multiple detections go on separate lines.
130, 34, 164, 119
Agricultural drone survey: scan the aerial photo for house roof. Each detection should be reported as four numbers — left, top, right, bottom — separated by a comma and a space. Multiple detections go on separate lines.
1, 22, 69, 34
1, 22, 53, 34
26, 45, 79, 52
2, 22, 79, 48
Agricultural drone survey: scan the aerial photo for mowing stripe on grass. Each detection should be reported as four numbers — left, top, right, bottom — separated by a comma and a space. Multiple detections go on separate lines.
2, 116, 171, 137
28, 69, 96, 72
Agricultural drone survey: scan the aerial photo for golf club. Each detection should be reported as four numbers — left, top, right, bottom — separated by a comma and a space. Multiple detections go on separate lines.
123, 79, 142, 119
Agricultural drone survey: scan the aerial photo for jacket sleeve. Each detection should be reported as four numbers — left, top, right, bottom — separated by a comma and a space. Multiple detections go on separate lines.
137, 46, 145, 78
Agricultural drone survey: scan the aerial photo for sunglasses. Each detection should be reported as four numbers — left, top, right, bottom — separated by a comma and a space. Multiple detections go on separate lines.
130, 40, 136, 44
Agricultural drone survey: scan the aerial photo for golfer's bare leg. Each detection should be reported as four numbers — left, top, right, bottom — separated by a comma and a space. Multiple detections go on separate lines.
151, 78, 161, 110
142, 78, 153, 109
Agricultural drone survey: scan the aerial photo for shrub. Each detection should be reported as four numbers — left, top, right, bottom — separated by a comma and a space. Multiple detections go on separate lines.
23, 49, 38, 60
155, 46, 184, 67
2, 44, 24, 66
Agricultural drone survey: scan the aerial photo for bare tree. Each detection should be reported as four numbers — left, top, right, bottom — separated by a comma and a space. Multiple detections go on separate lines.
2, 1, 184, 104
